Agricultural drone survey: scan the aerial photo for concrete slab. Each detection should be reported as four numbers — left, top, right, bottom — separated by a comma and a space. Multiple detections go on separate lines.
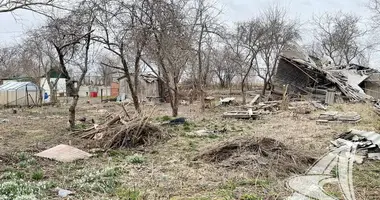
35, 144, 92, 162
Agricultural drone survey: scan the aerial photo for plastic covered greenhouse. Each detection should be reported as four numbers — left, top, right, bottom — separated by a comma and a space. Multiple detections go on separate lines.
0, 82, 41, 106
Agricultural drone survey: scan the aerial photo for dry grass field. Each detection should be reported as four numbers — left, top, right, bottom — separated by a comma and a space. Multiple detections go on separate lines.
0, 97, 379, 199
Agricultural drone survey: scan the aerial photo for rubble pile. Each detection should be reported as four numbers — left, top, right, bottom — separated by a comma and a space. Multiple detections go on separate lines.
331, 130, 380, 163
317, 111, 361, 124
273, 42, 379, 103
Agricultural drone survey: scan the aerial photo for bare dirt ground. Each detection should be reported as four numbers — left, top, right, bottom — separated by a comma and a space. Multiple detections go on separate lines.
0, 96, 379, 199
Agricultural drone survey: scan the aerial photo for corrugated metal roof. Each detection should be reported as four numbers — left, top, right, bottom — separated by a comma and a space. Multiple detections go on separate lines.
0, 82, 38, 91
365, 73, 380, 82
351, 129, 380, 147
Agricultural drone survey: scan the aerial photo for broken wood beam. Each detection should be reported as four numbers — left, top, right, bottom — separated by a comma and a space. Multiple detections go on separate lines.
248, 95, 260, 106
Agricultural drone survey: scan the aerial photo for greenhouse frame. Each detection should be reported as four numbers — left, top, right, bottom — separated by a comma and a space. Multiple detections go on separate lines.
0, 82, 41, 106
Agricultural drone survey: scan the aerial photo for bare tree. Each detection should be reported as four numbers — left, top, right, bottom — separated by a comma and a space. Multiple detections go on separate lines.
191, 0, 223, 112
369, 0, 380, 28
0, 46, 22, 79
256, 7, 300, 95
0, 0, 57, 13
304, 42, 324, 59
21, 31, 64, 104
94, 0, 154, 113
142, 0, 192, 117
97, 55, 116, 86
211, 46, 237, 89
42, 1, 96, 129
226, 19, 266, 104
313, 12, 373, 66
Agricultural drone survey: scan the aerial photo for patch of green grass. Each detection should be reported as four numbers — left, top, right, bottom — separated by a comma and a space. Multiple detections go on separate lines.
184, 197, 212, 200
207, 134, 219, 139
1, 171, 25, 180
188, 141, 198, 151
127, 155, 145, 164
183, 121, 197, 132
73, 123, 86, 130
71, 166, 122, 193
183, 125, 192, 132
17, 161, 28, 168
107, 150, 129, 157
219, 180, 237, 190
0, 180, 55, 200
240, 194, 262, 200
237, 179, 270, 188
116, 187, 145, 200
160, 116, 172, 121
331, 166, 339, 178
216, 189, 235, 200
31, 171, 44, 181
17, 152, 28, 161
16, 154, 36, 169
323, 183, 343, 199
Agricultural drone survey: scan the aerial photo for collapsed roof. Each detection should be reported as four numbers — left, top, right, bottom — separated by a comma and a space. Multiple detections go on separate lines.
274, 43, 378, 101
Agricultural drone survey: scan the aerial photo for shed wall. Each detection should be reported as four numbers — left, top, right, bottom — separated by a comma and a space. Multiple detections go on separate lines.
364, 82, 380, 99
119, 77, 159, 101
273, 59, 310, 93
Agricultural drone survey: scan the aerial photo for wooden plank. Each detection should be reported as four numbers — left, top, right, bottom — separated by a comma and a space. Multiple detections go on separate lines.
325, 90, 335, 105
248, 95, 260, 106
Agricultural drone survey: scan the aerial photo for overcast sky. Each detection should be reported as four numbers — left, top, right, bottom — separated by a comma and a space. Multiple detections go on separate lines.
0, 0, 372, 46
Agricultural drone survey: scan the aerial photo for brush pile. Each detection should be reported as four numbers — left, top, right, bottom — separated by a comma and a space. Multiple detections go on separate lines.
194, 136, 316, 177
77, 106, 164, 149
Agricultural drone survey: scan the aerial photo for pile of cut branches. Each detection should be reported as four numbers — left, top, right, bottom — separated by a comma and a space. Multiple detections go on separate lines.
76, 105, 164, 149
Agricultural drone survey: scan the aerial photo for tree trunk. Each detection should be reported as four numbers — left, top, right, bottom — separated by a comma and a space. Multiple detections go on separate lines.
262, 80, 268, 96
38, 89, 43, 106
241, 81, 246, 104
200, 87, 205, 112
121, 56, 141, 113
51, 89, 57, 104
172, 86, 179, 117
69, 95, 79, 129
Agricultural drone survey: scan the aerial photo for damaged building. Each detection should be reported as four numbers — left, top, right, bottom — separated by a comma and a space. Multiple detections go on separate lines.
118, 73, 165, 103
272, 43, 380, 103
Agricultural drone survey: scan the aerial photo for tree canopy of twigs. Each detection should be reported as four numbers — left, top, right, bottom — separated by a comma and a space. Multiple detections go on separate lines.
3, 0, 380, 122
313, 12, 373, 66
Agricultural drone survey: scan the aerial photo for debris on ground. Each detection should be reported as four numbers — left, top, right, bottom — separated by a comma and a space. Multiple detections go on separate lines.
331, 129, 380, 163
78, 117, 87, 122
252, 101, 280, 112
57, 188, 75, 198
180, 100, 189, 105
186, 128, 227, 137
247, 95, 260, 107
272, 42, 377, 102
204, 96, 215, 108
78, 106, 165, 149
223, 108, 259, 119
317, 111, 361, 124
35, 144, 92, 162
245, 99, 324, 114
219, 97, 237, 106
374, 101, 380, 116
194, 136, 316, 177
169, 117, 186, 125
368, 153, 380, 160
310, 101, 327, 110
0, 118, 9, 123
